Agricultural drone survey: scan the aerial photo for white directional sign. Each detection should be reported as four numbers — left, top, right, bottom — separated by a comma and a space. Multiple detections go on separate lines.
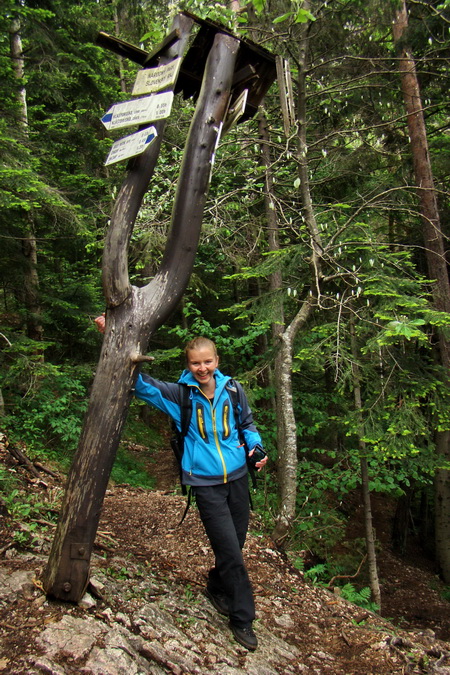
132, 57, 182, 96
105, 126, 157, 166
101, 91, 174, 131
223, 89, 248, 134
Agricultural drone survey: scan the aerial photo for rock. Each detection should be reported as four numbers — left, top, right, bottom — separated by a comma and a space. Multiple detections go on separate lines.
28, 656, 67, 674
429, 654, 450, 675
101, 607, 114, 623
274, 613, 294, 628
37, 615, 105, 660
132, 604, 188, 642
82, 626, 160, 675
115, 611, 131, 628
88, 576, 106, 598
32, 594, 47, 609
79, 592, 97, 609
0, 569, 35, 606
0, 658, 10, 671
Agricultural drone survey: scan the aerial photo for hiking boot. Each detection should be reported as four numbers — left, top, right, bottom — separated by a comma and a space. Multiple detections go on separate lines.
204, 588, 230, 616
229, 622, 258, 651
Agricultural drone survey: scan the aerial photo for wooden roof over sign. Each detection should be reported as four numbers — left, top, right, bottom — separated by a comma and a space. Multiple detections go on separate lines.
96, 11, 277, 125
176, 11, 277, 123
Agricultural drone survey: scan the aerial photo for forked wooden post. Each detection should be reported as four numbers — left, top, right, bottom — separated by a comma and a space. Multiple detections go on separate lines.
43, 30, 239, 604
43, 12, 277, 602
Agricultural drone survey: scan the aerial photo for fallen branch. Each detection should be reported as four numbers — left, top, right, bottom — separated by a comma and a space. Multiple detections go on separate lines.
340, 630, 352, 647
93, 541, 115, 554
1, 433, 58, 481
6, 444, 41, 479
0, 541, 14, 556
34, 519, 57, 528
96, 530, 119, 546
33, 462, 59, 478
0, 621, 17, 630
326, 555, 367, 588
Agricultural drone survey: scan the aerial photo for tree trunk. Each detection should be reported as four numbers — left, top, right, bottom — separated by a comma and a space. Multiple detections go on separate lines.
249, 6, 283, 402
9, 16, 28, 128
349, 317, 381, 609
393, 0, 450, 582
113, 6, 127, 93
21, 227, 44, 341
272, 295, 315, 544
272, 2, 323, 544
9, 14, 44, 342
257, 109, 285, 418
43, 25, 240, 601
392, 486, 414, 554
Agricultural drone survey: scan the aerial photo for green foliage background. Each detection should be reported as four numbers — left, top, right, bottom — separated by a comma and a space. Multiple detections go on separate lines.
1, 0, 450, 590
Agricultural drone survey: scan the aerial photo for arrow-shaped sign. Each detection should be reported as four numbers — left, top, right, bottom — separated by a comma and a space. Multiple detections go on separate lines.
105, 126, 157, 165
101, 91, 174, 131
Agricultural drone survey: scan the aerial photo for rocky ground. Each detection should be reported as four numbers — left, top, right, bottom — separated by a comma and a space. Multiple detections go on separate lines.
1, 440, 450, 674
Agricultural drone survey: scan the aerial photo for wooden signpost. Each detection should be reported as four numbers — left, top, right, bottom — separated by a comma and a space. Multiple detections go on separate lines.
43, 11, 277, 603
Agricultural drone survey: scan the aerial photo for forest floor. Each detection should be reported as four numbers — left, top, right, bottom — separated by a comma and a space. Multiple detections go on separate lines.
1, 433, 450, 674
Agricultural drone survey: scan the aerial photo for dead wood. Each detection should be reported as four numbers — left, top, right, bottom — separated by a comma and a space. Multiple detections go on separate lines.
6, 444, 41, 479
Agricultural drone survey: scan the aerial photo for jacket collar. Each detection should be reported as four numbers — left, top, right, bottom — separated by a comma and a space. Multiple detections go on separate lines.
178, 368, 230, 398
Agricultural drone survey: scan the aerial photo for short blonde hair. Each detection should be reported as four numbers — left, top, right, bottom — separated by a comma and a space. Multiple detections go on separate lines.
184, 337, 218, 362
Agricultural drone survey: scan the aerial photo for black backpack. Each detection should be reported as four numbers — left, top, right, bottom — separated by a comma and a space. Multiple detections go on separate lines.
169, 382, 195, 497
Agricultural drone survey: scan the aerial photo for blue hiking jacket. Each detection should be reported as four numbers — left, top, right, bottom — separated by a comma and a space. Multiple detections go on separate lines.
134, 368, 262, 487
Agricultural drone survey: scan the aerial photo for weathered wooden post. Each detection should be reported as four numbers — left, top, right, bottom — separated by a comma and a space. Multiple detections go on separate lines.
43, 12, 277, 602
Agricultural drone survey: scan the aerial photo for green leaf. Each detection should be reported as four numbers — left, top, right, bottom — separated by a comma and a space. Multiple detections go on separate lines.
251, 0, 266, 13
295, 9, 316, 23
273, 12, 294, 24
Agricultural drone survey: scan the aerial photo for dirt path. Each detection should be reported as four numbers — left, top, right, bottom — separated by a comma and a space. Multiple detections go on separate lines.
1, 439, 450, 673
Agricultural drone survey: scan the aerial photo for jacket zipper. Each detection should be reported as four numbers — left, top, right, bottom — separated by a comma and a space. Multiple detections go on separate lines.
212, 406, 227, 483
193, 387, 228, 482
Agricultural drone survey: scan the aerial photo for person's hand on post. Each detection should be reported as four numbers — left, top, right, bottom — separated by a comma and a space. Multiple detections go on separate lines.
94, 314, 106, 334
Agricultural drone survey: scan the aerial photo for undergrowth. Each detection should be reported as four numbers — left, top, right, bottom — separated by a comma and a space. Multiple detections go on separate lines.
292, 557, 380, 612
0, 463, 61, 549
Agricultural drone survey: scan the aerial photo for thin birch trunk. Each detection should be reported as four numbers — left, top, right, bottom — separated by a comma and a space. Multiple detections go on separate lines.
272, 294, 316, 543
9, 13, 44, 342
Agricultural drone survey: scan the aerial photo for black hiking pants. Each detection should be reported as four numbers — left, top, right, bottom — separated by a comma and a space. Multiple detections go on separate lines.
193, 473, 255, 627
